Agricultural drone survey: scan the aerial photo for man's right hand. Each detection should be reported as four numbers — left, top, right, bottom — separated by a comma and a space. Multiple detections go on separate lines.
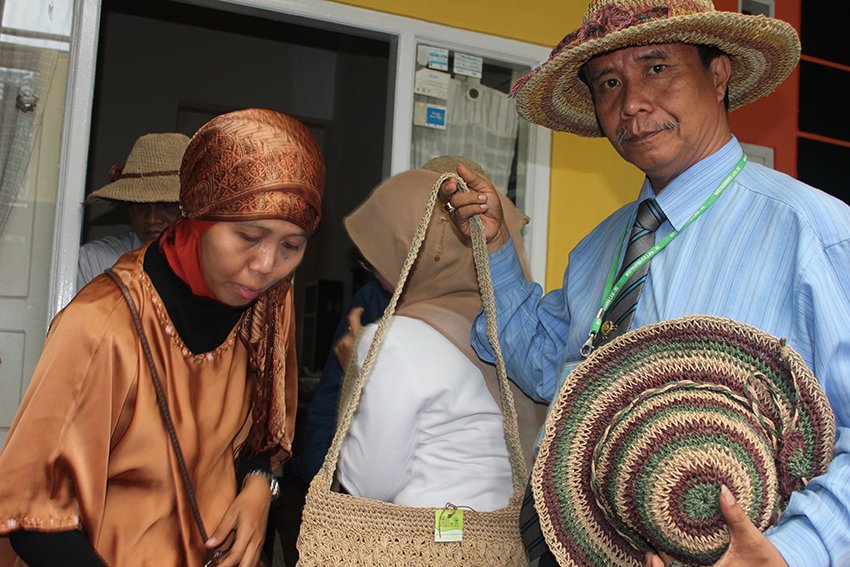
439, 164, 511, 253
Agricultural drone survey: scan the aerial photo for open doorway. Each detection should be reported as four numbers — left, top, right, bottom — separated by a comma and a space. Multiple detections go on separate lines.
85, 0, 391, 375
84, 4, 390, 559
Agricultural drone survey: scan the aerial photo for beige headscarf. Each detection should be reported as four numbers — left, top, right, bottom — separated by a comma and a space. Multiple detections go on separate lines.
343, 158, 546, 468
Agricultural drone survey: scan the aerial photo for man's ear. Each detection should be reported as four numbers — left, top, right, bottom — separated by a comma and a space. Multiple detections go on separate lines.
711, 53, 733, 103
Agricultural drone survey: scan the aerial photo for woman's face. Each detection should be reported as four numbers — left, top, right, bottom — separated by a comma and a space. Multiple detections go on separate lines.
200, 219, 308, 307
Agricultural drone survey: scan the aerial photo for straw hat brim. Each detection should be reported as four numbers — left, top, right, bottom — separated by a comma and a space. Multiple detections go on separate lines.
85, 175, 181, 205
532, 315, 834, 567
514, 13, 800, 137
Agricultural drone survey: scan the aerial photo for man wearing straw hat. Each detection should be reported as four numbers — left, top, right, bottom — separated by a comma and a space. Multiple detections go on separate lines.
441, 1, 850, 566
77, 133, 188, 291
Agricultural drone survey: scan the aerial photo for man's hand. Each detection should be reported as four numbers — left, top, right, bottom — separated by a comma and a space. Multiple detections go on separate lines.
439, 164, 511, 253
334, 307, 364, 368
206, 475, 272, 567
645, 486, 789, 567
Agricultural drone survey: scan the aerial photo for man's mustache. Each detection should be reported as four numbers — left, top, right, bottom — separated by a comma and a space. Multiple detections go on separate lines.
615, 121, 680, 145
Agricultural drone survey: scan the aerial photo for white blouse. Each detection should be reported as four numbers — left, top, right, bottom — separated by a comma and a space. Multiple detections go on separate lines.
338, 316, 512, 511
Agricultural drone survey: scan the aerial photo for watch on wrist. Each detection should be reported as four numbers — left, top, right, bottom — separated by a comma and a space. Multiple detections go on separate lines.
243, 469, 280, 502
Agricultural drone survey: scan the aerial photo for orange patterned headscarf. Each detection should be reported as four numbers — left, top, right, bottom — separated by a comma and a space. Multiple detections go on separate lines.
171, 108, 325, 463
179, 108, 324, 234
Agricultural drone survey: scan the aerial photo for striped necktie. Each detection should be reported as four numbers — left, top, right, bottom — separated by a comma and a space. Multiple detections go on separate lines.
595, 198, 666, 348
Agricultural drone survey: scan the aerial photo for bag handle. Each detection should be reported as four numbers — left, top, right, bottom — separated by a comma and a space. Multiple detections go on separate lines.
105, 269, 215, 556
320, 173, 528, 505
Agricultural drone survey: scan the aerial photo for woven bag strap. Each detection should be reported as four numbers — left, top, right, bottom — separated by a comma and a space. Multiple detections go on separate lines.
105, 268, 211, 544
318, 173, 528, 505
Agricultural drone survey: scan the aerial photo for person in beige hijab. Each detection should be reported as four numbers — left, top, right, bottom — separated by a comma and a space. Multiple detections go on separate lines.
337, 157, 546, 510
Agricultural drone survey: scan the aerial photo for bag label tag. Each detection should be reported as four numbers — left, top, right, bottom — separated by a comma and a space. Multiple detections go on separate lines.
434, 508, 463, 542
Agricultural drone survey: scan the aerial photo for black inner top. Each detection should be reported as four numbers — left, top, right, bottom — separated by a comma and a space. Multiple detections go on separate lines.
143, 241, 246, 354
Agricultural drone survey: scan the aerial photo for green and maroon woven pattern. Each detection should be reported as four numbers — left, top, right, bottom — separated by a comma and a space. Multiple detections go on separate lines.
532, 315, 835, 567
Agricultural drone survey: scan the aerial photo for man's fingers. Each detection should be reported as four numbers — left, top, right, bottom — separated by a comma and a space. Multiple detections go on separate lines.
719, 484, 751, 538
456, 163, 488, 191
438, 175, 458, 204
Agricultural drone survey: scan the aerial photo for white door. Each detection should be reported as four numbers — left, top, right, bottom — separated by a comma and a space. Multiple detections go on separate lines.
0, 0, 74, 443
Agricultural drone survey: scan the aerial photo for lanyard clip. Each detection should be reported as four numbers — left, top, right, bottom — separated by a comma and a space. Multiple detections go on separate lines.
580, 334, 594, 358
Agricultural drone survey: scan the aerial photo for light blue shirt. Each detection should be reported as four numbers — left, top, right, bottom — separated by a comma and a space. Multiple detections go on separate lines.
472, 137, 850, 567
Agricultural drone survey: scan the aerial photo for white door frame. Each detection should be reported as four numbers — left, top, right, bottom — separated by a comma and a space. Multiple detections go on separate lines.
50, 0, 551, 321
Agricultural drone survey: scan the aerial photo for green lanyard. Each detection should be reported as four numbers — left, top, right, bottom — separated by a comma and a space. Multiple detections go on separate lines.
580, 153, 748, 357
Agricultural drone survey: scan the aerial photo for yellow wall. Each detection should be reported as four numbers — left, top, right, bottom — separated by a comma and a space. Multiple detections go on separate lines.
332, 0, 643, 290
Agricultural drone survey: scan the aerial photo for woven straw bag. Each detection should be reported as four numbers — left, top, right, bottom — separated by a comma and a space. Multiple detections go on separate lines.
296, 173, 527, 566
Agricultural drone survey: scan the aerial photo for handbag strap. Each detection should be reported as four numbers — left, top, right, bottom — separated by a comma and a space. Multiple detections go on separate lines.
321, 173, 528, 505
105, 269, 211, 544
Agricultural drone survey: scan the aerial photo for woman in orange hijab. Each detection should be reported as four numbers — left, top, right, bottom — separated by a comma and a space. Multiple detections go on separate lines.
0, 109, 324, 567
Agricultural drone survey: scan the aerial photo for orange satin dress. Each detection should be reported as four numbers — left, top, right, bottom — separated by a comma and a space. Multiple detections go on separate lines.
0, 246, 295, 567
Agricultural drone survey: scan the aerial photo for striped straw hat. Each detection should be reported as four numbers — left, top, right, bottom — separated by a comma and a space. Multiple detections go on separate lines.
533, 315, 834, 567
86, 133, 189, 204
511, 0, 801, 137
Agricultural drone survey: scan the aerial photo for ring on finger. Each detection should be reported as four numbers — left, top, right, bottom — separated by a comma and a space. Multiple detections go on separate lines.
444, 200, 457, 214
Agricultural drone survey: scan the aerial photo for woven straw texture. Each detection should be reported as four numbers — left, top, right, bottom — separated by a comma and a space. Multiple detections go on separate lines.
86, 133, 189, 204
533, 315, 835, 567
296, 173, 526, 566
511, 0, 801, 136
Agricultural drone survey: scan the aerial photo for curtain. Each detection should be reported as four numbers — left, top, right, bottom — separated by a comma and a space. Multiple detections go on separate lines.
0, 43, 57, 236
411, 77, 518, 193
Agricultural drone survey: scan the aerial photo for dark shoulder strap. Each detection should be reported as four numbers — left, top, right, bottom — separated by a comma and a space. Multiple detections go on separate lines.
105, 269, 210, 544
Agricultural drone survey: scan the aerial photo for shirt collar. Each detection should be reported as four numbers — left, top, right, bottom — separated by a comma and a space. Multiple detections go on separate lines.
636, 136, 743, 231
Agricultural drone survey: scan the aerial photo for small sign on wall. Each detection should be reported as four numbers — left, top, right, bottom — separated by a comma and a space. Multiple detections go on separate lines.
413, 101, 447, 130
453, 52, 483, 79
417, 45, 449, 72
414, 68, 450, 100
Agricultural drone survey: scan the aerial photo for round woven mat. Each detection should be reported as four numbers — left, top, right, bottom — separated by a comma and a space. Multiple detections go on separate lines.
532, 315, 835, 567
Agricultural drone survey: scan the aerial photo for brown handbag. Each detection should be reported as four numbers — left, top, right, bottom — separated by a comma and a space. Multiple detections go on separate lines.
296, 173, 527, 566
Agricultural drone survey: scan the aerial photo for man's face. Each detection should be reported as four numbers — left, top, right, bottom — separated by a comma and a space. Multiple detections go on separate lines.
585, 43, 731, 191
127, 202, 181, 242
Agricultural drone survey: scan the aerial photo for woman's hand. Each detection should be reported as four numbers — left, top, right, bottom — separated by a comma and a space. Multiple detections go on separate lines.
206, 475, 273, 567
334, 307, 364, 368
439, 164, 511, 253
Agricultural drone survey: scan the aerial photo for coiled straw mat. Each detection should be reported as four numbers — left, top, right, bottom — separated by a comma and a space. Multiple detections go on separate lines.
511, 0, 801, 137
532, 315, 835, 567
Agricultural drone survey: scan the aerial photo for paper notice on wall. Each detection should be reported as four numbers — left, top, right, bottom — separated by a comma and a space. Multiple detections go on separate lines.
414, 67, 450, 100
453, 52, 483, 79
413, 101, 447, 130
417, 44, 449, 72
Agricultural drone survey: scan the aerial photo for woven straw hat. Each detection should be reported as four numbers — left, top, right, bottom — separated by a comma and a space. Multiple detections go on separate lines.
86, 133, 189, 204
533, 315, 834, 567
421, 155, 491, 181
511, 0, 801, 137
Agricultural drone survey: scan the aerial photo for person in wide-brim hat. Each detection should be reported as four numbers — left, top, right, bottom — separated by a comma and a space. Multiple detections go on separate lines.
77, 133, 189, 291
437, 1, 850, 567
511, 0, 800, 136
85, 132, 189, 205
